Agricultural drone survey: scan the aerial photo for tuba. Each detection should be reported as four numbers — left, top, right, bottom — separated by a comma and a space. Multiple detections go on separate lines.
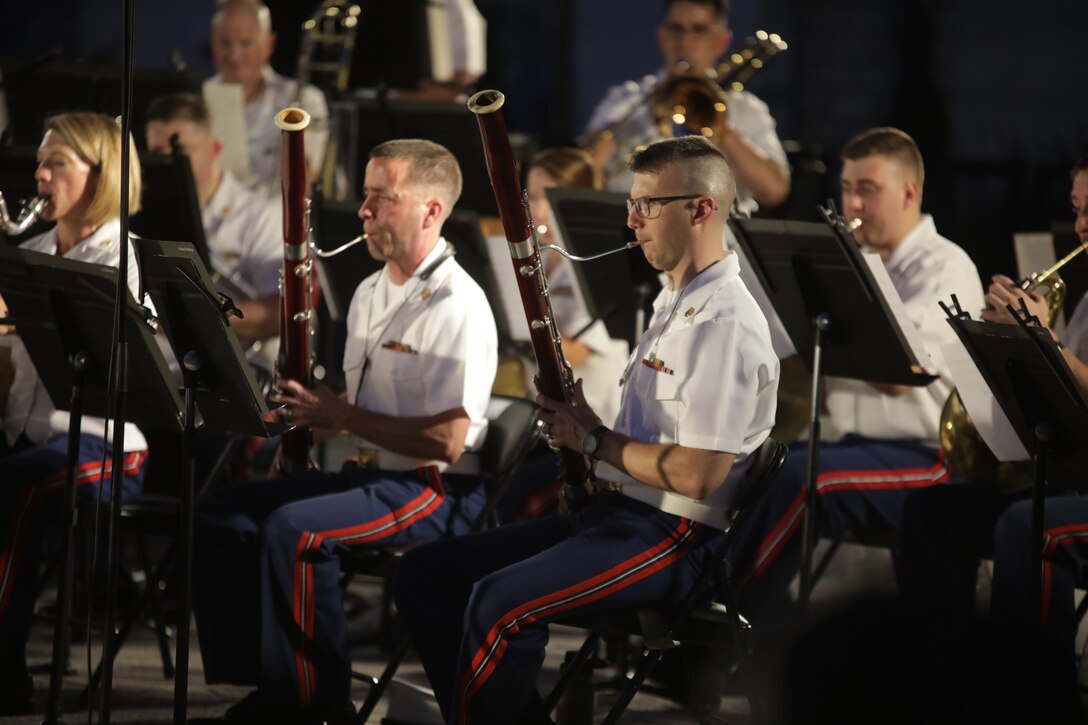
468, 89, 593, 509
939, 240, 1088, 489
273, 107, 318, 474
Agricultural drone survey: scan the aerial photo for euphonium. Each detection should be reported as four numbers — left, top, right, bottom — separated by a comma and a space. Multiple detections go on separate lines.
273, 107, 318, 474
939, 239, 1088, 489
0, 193, 47, 235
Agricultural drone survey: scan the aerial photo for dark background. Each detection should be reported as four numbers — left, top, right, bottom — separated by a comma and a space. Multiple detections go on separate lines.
1, 0, 1087, 283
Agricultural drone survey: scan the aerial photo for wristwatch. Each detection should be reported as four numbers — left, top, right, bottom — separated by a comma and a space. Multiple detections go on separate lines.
581, 425, 609, 459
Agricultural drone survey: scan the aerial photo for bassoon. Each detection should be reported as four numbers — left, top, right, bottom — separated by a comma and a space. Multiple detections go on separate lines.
274, 107, 316, 473
467, 90, 592, 508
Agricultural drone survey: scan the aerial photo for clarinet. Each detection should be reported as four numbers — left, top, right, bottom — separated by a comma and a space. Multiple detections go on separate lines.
467, 90, 592, 509
274, 107, 316, 473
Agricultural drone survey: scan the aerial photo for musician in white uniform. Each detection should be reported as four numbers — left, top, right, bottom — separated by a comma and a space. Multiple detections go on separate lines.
145, 92, 282, 369
190, 139, 497, 725
0, 113, 149, 715
206, 0, 329, 197
584, 0, 789, 213
394, 136, 779, 724
729, 127, 985, 617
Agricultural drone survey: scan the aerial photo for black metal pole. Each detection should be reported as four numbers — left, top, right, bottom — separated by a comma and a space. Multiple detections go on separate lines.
99, 0, 136, 720
1030, 422, 1053, 634
174, 362, 199, 725
42, 352, 88, 725
798, 313, 830, 612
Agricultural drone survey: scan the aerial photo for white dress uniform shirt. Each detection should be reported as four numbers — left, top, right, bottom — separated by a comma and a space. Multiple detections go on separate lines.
542, 256, 628, 426
201, 169, 283, 371
820, 215, 985, 448
584, 70, 789, 211
597, 253, 780, 528
343, 238, 498, 473
0, 219, 149, 451
206, 67, 329, 199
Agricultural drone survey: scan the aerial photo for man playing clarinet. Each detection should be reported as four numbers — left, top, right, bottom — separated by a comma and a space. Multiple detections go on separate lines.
395, 135, 780, 724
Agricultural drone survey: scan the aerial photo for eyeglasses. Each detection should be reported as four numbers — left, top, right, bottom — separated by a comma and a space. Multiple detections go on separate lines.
626, 194, 703, 219
661, 22, 724, 40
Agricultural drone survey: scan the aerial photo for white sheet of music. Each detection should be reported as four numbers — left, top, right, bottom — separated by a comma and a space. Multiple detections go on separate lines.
484, 235, 531, 342
202, 81, 252, 183
861, 253, 938, 375
940, 340, 1030, 461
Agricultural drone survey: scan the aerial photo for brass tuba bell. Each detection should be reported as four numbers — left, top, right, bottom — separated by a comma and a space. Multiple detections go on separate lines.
939, 240, 1086, 489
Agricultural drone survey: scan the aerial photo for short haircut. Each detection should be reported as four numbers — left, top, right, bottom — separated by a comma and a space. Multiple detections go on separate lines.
43, 112, 142, 226
842, 127, 925, 189
369, 139, 463, 212
1071, 156, 1088, 180
528, 147, 601, 191
146, 93, 212, 132
665, 0, 729, 23
628, 135, 736, 210
214, 0, 272, 36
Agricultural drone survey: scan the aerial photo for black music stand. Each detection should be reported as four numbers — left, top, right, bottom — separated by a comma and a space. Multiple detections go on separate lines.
130, 238, 288, 724
130, 146, 209, 269
546, 187, 659, 349
0, 246, 183, 725
943, 300, 1088, 629
729, 210, 938, 609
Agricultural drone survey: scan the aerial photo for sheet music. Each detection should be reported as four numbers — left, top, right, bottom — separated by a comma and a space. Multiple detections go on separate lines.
861, 253, 937, 374
484, 235, 531, 342
426, 1, 454, 83
941, 341, 1030, 461
202, 81, 252, 183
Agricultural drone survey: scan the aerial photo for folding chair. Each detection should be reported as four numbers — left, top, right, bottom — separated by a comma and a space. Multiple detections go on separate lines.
349, 394, 542, 723
79, 430, 246, 704
543, 438, 788, 725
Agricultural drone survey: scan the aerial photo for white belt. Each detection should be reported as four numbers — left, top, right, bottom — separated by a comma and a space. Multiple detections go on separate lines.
354, 445, 481, 476
594, 457, 753, 531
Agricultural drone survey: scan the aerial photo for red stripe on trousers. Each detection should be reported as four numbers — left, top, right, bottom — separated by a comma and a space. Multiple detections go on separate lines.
457, 519, 699, 724
0, 450, 145, 619
290, 466, 446, 703
736, 458, 949, 595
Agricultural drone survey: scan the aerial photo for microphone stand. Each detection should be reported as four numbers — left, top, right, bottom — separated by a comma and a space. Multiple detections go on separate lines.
97, 1, 136, 722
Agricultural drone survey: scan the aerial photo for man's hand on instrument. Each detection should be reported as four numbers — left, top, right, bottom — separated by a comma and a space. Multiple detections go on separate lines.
536, 379, 602, 453
981, 274, 1049, 326
272, 379, 353, 432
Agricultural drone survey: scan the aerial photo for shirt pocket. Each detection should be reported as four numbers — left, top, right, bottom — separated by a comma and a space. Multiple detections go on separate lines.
634, 365, 679, 402
389, 349, 425, 409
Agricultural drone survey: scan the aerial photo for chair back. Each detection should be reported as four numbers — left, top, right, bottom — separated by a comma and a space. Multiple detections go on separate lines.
725, 437, 788, 531
471, 395, 542, 529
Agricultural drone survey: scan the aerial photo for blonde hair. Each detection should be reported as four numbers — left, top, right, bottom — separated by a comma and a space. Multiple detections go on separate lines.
528, 147, 601, 191
43, 112, 142, 227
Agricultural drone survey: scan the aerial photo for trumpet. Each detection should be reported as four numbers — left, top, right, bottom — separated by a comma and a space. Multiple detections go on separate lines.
0, 193, 47, 235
